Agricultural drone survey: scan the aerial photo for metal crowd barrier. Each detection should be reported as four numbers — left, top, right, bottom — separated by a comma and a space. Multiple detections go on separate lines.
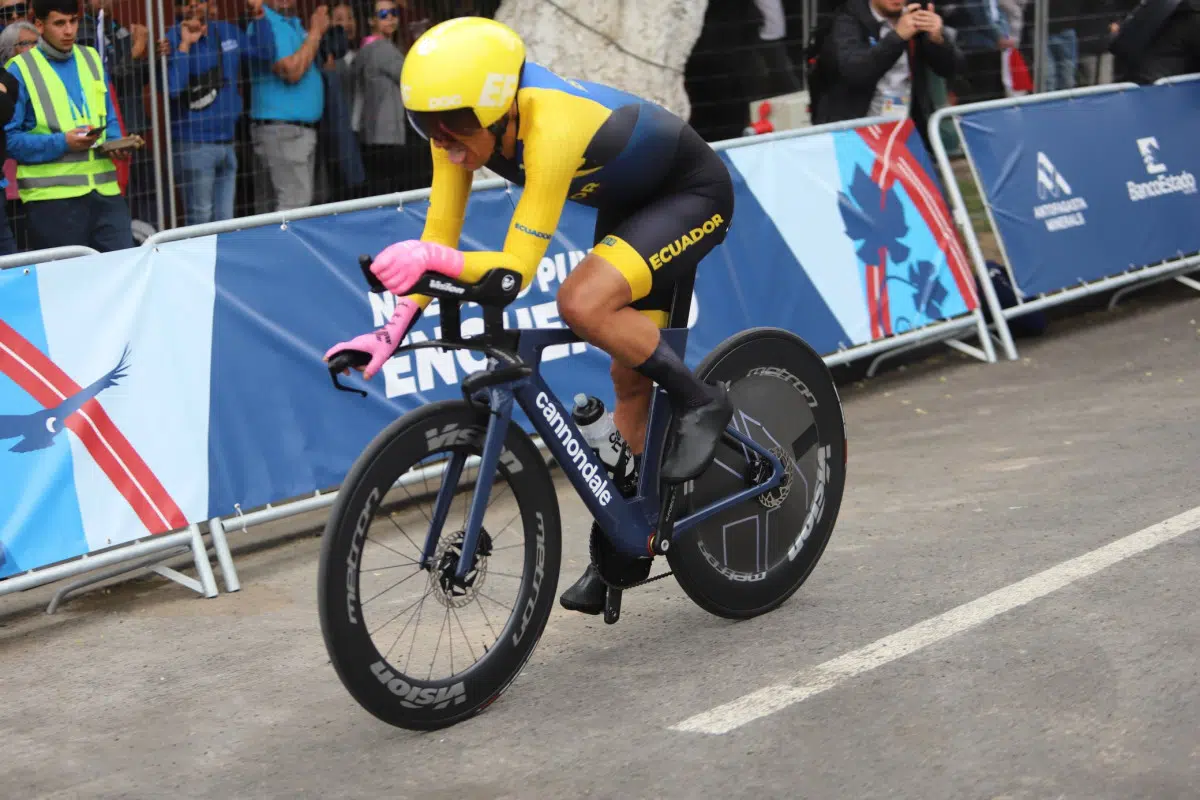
1, 114, 995, 612
926, 81, 1200, 361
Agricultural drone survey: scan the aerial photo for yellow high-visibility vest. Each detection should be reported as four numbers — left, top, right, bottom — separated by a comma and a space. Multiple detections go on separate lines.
10, 45, 120, 203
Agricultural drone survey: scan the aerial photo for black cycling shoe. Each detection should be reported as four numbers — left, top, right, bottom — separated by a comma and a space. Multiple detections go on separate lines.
559, 563, 607, 615
661, 383, 734, 484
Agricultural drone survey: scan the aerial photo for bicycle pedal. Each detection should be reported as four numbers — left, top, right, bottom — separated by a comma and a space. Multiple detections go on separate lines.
603, 586, 622, 625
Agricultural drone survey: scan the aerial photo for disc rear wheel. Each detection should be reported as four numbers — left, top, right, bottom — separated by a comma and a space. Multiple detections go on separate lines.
667, 327, 847, 619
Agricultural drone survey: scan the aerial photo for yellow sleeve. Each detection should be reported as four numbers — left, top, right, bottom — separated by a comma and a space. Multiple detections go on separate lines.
402, 124, 580, 308
420, 144, 472, 249
399, 144, 473, 311
458, 129, 578, 290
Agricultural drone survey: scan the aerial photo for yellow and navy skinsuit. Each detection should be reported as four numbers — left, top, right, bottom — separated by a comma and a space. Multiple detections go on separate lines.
415, 62, 734, 325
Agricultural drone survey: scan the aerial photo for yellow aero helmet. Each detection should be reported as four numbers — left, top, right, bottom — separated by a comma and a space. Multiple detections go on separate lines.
401, 17, 525, 141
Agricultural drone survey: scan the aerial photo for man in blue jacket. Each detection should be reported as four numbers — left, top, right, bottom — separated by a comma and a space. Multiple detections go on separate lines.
5, 0, 139, 252
166, 0, 272, 224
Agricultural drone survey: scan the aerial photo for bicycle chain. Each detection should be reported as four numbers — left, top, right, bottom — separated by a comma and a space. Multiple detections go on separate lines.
586, 445, 676, 591
587, 516, 674, 591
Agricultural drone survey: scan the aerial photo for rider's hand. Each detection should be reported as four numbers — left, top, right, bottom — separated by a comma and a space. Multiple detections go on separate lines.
324, 297, 421, 380
370, 240, 465, 297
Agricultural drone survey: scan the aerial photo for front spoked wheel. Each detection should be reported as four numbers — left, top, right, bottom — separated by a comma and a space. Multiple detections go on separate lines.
317, 401, 561, 730
668, 327, 847, 619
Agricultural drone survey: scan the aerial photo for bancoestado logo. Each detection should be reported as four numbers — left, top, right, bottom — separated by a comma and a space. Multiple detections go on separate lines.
534, 391, 612, 506
650, 213, 725, 270
1033, 152, 1087, 232
1127, 136, 1198, 202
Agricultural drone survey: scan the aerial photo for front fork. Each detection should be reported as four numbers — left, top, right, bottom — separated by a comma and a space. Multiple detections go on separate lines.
418, 385, 515, 579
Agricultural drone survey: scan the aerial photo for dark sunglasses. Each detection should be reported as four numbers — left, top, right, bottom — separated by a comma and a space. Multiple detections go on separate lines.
406, 107, 483, 142
375, 8, 397, 18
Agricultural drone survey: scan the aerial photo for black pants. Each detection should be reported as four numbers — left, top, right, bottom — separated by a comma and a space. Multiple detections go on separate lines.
958, 50, 1007, 103
25, 190, 135, 253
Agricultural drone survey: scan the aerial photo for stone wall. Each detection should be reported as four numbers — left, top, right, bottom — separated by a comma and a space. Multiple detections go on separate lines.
493, 0, 709, 120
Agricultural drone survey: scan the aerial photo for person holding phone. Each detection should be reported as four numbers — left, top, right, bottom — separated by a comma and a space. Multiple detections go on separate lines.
3, 0, 142, 252
817, 0, 963, 152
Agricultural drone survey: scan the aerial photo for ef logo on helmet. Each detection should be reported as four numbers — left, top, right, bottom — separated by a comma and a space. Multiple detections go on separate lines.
478, 73, 518, 109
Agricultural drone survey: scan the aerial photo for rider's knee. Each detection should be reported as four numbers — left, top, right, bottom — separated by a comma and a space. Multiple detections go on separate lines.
557, 280, 600, 333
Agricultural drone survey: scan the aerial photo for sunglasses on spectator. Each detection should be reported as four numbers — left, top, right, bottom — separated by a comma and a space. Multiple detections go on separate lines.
375, 8, 397, 18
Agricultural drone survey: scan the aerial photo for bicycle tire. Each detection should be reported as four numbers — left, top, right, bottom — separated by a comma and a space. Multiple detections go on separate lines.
666, 327, 847, 619
317, 400, 562, 730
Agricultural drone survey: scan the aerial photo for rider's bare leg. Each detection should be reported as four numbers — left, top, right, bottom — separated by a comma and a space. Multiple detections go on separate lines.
610, 360, 653, 457
557, 253, 734, 614
554, 254, 660, 367
558, 253, 730, 485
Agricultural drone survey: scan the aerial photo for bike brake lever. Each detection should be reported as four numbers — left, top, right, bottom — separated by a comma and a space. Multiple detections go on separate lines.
328, 350, 370, 397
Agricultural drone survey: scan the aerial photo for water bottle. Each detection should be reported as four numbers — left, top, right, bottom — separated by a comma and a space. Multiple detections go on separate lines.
571, 393, 634, 481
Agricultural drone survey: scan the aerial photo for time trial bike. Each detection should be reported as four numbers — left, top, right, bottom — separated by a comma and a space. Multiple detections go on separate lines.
316, 255, 847, 730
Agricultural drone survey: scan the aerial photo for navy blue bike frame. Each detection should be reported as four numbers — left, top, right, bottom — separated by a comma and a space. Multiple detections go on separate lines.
423, 327, 785, 580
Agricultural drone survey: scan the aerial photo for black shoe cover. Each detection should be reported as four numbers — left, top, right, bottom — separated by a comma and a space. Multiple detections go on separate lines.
661, 383, 734, 483
559, 563, 607, 615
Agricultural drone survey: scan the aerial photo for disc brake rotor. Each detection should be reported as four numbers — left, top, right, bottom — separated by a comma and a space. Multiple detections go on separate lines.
430, 529, 493, 609
755, 445, 795, 509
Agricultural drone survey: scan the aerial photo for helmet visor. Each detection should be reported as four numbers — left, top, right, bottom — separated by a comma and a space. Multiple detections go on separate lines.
407, 108, 484, 142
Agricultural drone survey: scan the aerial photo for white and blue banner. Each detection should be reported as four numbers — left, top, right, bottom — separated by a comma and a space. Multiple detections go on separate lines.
0, 118, 976, 580
957, 80, 1200, 298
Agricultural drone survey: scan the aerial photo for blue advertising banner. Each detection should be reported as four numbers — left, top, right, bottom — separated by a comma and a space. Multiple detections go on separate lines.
957, 81, 1200, 298
0, 118, 978, 579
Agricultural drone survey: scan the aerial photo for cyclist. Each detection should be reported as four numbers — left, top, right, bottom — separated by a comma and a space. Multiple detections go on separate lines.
324, 16, 735, 615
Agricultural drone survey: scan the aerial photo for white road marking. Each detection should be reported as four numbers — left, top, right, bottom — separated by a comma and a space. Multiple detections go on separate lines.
669, 505, 1200, 735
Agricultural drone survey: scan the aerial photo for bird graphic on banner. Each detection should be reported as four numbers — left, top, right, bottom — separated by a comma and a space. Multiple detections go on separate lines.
0, 346, 131, 453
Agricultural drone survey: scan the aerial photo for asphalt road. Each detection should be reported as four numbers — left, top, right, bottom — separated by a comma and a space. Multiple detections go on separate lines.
3, 285, 1199, 800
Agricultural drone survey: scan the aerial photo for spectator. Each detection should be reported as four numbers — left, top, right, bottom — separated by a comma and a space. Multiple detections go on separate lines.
750, 0, 803, 97
0, 22, 24, 254
0, 0, 28, 30
166, 0, 271, 225
0, 20, 37, 252
77, 0, 155, 230
5, 0, 140, 252
997, 0, 1033, 96
1043, 0, 1082, 91
326, 1, 358, 114
313, 1, 364, 203
1113, 0, 1200, 84
818, 1, 963, 152
1077, 0, 1136, 85
246, 0, 328, 213
353, 0, 412, 197
943, 0, 1013, 102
